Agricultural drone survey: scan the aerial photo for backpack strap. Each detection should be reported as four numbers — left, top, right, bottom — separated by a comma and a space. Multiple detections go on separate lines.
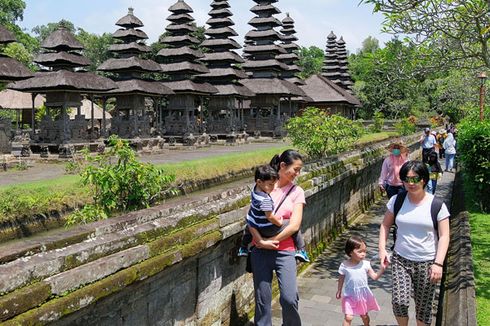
430, 197, 444, 238
390, 191, 407, 250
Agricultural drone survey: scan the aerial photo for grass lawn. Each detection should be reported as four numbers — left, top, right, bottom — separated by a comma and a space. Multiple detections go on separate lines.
469, 212, 490, 325
0, 131, 398, 223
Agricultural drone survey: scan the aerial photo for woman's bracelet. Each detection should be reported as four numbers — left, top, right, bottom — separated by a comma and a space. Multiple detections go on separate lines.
432, 262, 444, 268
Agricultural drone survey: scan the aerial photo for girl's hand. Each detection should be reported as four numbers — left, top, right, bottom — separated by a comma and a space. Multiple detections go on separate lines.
256, 239, 279, 250
336, 290, 342, 300
430, 264, 443, 283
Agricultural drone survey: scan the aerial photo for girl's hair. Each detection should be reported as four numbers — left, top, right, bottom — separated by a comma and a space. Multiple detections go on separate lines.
345, 235, 365, 256
399, 160, 430, 188
270, 149, 303, 172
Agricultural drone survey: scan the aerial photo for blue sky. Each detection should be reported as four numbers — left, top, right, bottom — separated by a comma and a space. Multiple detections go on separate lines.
19, 0, 392, 53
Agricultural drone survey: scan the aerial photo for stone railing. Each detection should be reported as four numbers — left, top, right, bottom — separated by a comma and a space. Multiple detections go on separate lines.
0, 134, 422, 325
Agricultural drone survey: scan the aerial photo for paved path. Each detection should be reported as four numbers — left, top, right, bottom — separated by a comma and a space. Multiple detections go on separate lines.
270, 162, 455, 326
0, 142, 287, 187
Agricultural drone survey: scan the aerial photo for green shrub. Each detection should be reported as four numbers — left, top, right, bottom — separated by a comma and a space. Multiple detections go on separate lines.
370, 111, 385, 133
394, 117, 416, 136
286, 107, 363, 158
69, 135, 176, 224
457, 117, 490, 212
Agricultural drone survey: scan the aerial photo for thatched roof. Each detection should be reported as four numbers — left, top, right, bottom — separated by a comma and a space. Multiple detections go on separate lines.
241, 78, 306, 97
214, 84, 254, 97
276, 53, 298, 61
98, 57, 161, 73
243, 44, 286, 55
68, 99, 112, 120
105, 79, 174, 96
113, 28, 148, 40
163, 80, 218, 95
0, 56, 33, 82
245, 30, 281, 40
160, 62, 209, 74
166, 13, 193, 23
205, 27, 238, 37
41, 27, 83, 51
201, 52, 244, 64
0, 89, 44, 110
285, 77, 306, 86
157, 47, 204, 60
252, 0, 278, 3
34, 52, 90, 67
201, 38, 241, 49
169, 0, 193, 14
206, 17, 234, 27
250, 4, 281, 15
301, 74, 360, 106
160, 35, 200, 45
199, 68, 248, 79
282, 13, 294, 24
8, 70, 118, 93
242, 59, 288, 71
109, 42, 150, 53
0, 25, 16, 44
116, 8, 144, 28
248, 17, 282, 27
166, 23, 197, 33
208, 8, 232, 17
211, 1, 230, 9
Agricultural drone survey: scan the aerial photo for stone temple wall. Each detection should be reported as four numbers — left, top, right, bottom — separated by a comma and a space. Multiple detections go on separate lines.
0, 135, 421, 325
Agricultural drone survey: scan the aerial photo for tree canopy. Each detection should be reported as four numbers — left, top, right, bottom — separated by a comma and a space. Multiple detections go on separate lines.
297, 46, 324, 80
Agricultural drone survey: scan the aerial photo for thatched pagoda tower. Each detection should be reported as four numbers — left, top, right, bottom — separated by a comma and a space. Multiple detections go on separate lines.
199, 0, 254, 142
321, 31, 342, 85
336, 36, 354, 92
9, 25, 117, 157
277, 13, 303, 86
158, 0, 217, 145
98, 8, 174, 140
241, 0, 305, 138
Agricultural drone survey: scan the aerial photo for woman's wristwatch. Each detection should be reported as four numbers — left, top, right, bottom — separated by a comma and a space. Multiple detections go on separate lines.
432, 262, 444, 268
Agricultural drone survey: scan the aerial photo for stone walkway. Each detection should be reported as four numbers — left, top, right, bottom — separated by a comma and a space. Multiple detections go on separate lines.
270, 163, 455, 326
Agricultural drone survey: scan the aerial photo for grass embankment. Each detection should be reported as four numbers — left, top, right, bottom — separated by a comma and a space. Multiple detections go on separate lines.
0, 131, 397, 224
469, 211, 490, 325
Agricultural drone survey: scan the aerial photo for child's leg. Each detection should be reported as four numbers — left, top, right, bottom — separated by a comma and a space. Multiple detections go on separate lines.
342, 314, 353, 326
240, 225, 252, 248
360, 314, 370, 326
432, 180, 438, 194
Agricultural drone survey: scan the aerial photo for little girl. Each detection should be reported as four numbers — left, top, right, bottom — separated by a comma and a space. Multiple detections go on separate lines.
336, 235, 388, 326
426, 151, 443, 194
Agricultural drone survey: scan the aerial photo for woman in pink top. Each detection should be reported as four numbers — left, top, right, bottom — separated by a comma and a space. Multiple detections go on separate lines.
248, 149, 306, 325
379, 141, 409, 198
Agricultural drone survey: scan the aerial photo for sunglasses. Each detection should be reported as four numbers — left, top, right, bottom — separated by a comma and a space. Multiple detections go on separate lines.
402, 176, 422, 183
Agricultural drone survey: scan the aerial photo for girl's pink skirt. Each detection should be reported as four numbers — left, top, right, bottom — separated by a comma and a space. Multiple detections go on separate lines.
341, 293, 380, 316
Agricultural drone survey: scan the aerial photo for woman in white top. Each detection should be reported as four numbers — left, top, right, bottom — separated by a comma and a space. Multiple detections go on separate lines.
443, 132, 456, 172
378, 161, 450, 326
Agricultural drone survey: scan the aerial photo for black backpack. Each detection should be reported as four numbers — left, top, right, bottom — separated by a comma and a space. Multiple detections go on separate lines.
391, 191, 444, 250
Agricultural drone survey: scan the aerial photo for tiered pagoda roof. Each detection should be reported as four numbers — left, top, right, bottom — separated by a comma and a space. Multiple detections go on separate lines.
301, 74, 360, 106
241, 0, 304, 96
199, 0, 253, 97
336, 36, 354, 91
10, 25, 116, 93
277, 13, 303, 85
0, 25, 33, 82
158, 0, 217, 95
321, 31, 342, 85
98, 8, 173, 96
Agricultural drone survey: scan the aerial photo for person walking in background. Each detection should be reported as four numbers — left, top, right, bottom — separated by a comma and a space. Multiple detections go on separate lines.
250, 149, 307, 326
379, 141, 409, 198
238, 164, 310, 262
378, 161, 450, 326
336, 235, 388, 326
436, 130, 447, 159
443, 132, 456, 172
420, 128, 437, 164
426, 152, 443, 194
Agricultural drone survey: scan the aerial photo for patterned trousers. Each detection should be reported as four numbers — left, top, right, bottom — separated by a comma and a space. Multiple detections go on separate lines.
391, 252, 437, 325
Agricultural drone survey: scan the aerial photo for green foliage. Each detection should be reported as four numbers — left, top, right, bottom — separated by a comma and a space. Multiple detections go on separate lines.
76, 29, 114, 72
394, 117, 416, 136
457, 117, 490, 212
65, 204, 107, 226
3, 41, 34, 69
0, 0, 25, 25
31, 20, 76, 42
78, 135, 176, 217
297, 46, 324, 80
286, 107, 363, 158
370, 111, 384, 132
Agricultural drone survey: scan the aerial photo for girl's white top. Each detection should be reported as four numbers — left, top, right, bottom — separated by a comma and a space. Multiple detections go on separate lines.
443, 133, 456, 154
338, 260, 373, 299
387, 193, 450, 261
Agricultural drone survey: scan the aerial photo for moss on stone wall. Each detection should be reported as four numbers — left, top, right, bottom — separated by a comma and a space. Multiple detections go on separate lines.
0, 282, 51, 322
